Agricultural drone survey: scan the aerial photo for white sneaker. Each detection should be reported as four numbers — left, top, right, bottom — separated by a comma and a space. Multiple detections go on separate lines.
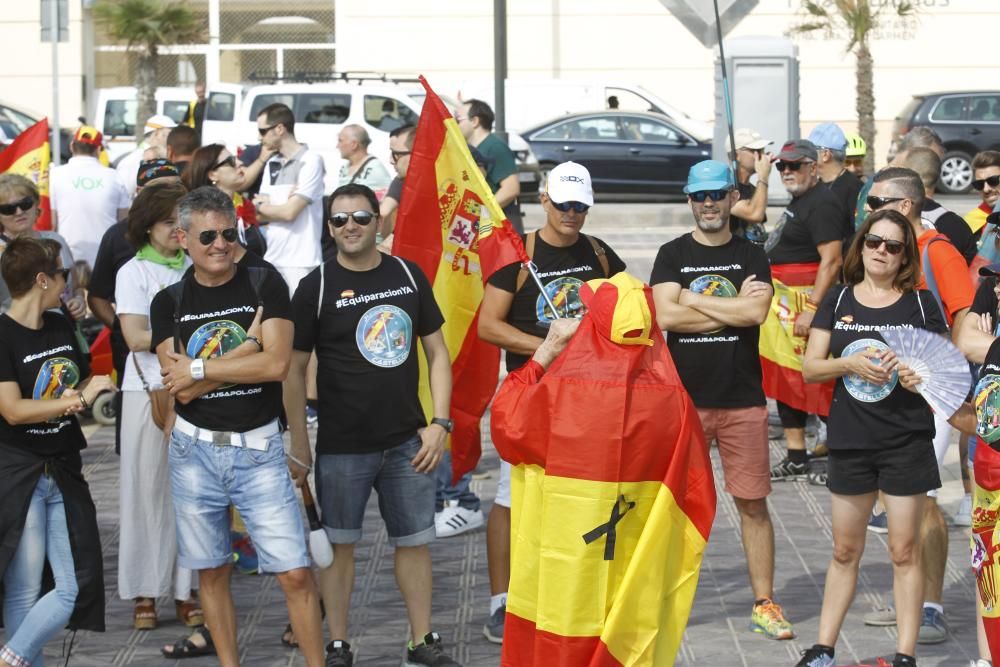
435, 502, 484, 538
955, 493, 973, 527
970, 660, 992, 667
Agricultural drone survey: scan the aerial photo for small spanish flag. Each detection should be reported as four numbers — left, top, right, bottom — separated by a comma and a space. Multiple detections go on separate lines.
0, 118, 52, 230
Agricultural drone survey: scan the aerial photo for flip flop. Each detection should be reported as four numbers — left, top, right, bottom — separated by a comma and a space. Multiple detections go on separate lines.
281, 623, 299, 649
161, 626, 216, 659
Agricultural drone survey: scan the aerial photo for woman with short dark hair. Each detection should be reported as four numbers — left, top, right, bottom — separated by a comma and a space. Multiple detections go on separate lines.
0, 236, 114, 666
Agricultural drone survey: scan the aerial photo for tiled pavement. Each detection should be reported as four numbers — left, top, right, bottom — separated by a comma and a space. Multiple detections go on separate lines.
16, 212, 988, 666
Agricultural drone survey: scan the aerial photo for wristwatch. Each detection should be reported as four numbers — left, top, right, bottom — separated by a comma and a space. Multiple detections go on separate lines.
246, 335, 263, 351
431, 417, 454, 433
190, 358, 205, 381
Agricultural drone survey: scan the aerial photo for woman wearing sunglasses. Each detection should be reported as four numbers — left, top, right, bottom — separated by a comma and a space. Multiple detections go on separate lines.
183, 144, 273, 262
794, 208, 946, 667
0, 236, 115, 667
0, 174, 86, 320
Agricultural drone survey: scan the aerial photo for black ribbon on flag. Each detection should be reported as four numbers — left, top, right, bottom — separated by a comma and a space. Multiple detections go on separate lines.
582, 494, 636, 561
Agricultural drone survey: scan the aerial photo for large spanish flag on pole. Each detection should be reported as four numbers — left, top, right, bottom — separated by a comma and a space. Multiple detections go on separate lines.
0, 118, 52, 230
492, 274, 716, 667
393, 77, 528, 481
759, 263, 833, 415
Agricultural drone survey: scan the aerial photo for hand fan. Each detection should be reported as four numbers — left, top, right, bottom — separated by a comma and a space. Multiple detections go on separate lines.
879, 327, 971, 418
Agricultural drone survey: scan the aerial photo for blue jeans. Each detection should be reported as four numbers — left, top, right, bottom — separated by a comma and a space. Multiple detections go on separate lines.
434, 449, 480, 512
2, 475, 78, 667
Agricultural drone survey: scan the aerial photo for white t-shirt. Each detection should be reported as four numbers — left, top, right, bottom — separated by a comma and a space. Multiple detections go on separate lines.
50, 156, 129, 267
115, 148, 144, 200
337, 156, 392, 199
115, 256, 191, 392
261, 145, 325, 271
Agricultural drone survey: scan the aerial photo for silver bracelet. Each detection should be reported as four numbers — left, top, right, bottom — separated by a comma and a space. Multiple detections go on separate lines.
287, 452, 312, 471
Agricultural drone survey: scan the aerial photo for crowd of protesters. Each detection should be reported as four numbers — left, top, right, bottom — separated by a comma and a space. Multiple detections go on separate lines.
0, 98, 997, 667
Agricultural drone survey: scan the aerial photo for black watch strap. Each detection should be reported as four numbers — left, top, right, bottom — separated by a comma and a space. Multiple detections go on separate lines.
431, 417, 454, 433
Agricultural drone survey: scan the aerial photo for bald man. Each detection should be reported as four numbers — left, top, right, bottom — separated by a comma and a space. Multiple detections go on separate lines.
336, 124, 392, 199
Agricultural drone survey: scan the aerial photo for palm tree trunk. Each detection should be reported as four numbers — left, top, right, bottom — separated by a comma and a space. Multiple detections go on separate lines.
135, 48, 157, 144
855, 42, 876, 176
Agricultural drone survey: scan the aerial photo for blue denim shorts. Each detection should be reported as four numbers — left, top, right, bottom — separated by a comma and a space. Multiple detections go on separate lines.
315, 434, 435, 547
169, 428, 310, 573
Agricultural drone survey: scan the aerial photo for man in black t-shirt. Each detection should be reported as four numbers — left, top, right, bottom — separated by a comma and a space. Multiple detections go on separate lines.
764, 139, 845, 481
651, 159, 794, 641
726, 128, 773, 245
478, 161, 625, 643
808, 123, 861, 240
149, 187, 326, 667
286, 183, 460, 667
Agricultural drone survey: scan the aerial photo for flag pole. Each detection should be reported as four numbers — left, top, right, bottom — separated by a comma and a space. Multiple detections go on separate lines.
713, 0, 737, 175
525, 260, 562, 318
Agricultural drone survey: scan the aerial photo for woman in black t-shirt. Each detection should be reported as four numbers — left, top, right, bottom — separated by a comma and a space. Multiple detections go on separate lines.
0, 237, 115, 665
794, 209, 946, 667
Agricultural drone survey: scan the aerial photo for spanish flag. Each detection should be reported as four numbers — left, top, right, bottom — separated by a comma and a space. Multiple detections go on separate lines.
0, 118, 52, 230
492, 273, 716, 667
392, 76, 528, 481
973, 438, 1000, 661
759, 263, 833, 415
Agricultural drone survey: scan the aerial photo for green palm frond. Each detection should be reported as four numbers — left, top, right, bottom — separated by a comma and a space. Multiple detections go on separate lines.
94, 0, 202, 52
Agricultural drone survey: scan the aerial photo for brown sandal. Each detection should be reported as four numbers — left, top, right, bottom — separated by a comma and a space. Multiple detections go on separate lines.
176, 599, 204, 627
134, 598, 157, 630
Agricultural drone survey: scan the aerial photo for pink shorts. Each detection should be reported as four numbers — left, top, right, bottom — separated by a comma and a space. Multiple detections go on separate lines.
696, 405, 771, 501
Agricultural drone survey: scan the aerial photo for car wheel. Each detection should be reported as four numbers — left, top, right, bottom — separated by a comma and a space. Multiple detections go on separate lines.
940, 151, 974, 194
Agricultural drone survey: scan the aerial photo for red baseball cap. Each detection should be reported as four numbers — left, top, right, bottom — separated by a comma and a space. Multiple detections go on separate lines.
73, 125, 103, 146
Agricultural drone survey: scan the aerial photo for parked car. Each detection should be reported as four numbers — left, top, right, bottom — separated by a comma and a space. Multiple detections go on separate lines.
0, 101, 72, 162
522, 110, 712, 199
889, 91, 1000, 194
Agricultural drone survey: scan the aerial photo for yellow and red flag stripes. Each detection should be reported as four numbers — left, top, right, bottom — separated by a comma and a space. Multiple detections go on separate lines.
0, 119, 52, 230
759, 262, 833, 415
392, 76, 528, 481
492, 274, 716, 666
972, 438, 1000, 661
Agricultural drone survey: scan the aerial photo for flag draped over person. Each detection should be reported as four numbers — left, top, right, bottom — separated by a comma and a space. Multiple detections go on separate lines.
491, 273, 716, 667
0, 118, 52, 230
392, 76, 528, 482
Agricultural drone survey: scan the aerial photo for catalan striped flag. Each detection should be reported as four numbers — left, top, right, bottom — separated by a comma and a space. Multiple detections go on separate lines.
491, 273, 716, 667
759, 263, 833, 415
0, 118, 52, 230
392, 76, 528, 481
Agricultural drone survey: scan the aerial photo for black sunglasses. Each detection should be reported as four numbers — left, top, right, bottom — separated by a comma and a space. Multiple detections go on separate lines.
552, 201, 590, 213
0, 197, 34, 216
689, 189, 732, 203
866, 195, 906, 211
390, 150, 411, 163
863, 233, 905, 255
197, 227, 239, 245
212, 155, 236, 170
329, 210, 376, 228
257, 124, 279, 136
973, 175, 1000, 191
776, 161, 812, 172
49, 268, 70, 282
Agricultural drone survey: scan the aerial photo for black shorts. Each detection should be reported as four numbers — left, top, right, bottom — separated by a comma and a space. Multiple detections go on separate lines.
827, 439, 940, 496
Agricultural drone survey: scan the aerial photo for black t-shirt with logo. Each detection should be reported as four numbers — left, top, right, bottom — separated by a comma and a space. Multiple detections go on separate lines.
0, 312, 90, 456
650, 233, 771, 408
972, 337, 1000, 452
766, 184, 846, 264
292, 255, 444, 455
488, 233, 626, 371
149, 265, 291, 432
813, 286, 947, 450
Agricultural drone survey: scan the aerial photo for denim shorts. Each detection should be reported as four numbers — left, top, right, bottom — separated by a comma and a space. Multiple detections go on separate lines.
169, 428, 310, 573
315, 434, 435, 547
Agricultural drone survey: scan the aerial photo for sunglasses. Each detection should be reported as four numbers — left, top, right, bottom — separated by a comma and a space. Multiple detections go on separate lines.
212, 155, 236, 170
49, 268, 70, 282
0, 197, 34, 216
197, 227, 239, 245
552, 201, 590, 213
257, 124, 279, 136
776, 161, 812, 172
866, 195, 906, 211
329, 210, 376, 228
689, 189, 732, 203
390, 150, 411, 163
973, 175, 1000, 191
863, 233, 905, 255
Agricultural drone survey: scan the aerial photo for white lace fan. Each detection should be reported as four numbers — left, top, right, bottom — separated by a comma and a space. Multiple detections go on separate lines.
879, 327, 971, 418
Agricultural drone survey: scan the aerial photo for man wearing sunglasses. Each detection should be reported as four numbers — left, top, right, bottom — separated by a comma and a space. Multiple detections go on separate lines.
965, 150, 1000, 242
726, 128, 773, 245
148, 186, 327, 667
286, 183, 460, 667
252, 103, 326, 296
478, 160, 625, 643
651, 160, 794, 641
379, 124, 416, 244
764, 139, 846, 483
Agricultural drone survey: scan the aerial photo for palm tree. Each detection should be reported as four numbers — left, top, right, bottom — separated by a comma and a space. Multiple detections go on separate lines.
93, 0, 203, 143
792, 1, 915, 174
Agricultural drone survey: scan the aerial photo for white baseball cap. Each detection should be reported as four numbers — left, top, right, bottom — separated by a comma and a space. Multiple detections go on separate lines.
725, 128, 772, 152
546, 161, 594, 206
144, 114, 178, 134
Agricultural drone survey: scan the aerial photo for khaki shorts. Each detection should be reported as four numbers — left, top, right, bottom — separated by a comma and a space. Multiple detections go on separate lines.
696, 405, 770, 501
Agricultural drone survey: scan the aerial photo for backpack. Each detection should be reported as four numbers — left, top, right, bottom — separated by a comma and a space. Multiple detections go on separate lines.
514, 231, 611, 293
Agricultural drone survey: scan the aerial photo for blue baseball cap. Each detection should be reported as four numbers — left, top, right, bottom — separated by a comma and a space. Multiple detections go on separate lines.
683, 160, 733, 194
808, 123, 847, 152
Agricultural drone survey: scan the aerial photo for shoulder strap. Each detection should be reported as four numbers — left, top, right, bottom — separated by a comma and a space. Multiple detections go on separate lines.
394, 256, 418, 291
916, 290, 927, 327
349, 156, 378, 184
584, 233, 610, 278
920, 235, 948, 325
515, 232, 537, 293
165, 279, 186, 355
832, 285, 849, 316
245, 267, 267, 307
318, 262, 325, 321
